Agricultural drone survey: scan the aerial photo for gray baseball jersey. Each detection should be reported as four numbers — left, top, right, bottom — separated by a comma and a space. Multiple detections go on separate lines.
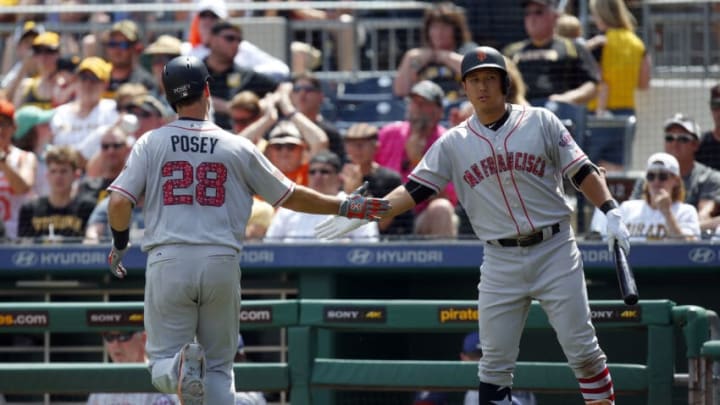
409, 104, 588, 240
109, 119, 294, 252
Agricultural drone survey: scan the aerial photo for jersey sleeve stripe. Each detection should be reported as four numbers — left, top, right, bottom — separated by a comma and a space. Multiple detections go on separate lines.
407, 173, 442, 194
107, 185, 138, 205
561, 155, 588, 177
270, 183, 295, 207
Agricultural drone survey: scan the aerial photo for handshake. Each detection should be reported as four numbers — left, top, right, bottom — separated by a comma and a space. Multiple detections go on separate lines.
316, 182, 391, 239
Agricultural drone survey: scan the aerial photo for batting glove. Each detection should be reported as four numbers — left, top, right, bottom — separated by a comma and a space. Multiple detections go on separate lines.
605, 208, 630, 255
338, 181, 390, 220
108, 244, 129, 279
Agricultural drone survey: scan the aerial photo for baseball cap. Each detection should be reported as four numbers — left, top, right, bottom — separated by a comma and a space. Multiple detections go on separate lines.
0, 100, 15, 120
13, 106, 55, 141
646, 152, 680, 177
127, 94, 169, 118
32, 32, 60, 50
144, 35, 182, 56
710, 85, 720, 106
309, 151, 342, 172
56, 54, 80, 73
663, 113, 700, 139
268, 121, 304, 145
521, 0, 559, 8
14, 20, 44, 43
410, 80, 444, 107
413, 391, 448, 405
344, 123, 379, 140
108, 20, 140, 43
76, 56, 112, 82
462, 331, 482, 355
197, 0, 228, 19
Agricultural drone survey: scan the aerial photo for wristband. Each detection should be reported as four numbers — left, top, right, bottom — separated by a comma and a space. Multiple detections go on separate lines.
111, 227, 130, 250
599, 199, 619, 214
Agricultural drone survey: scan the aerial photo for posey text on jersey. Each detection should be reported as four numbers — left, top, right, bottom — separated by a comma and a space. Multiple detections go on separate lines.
171, 135, 219, 154
462, 151, 547, 187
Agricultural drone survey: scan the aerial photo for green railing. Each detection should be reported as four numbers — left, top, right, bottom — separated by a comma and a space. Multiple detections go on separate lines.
0, 299, 712, 404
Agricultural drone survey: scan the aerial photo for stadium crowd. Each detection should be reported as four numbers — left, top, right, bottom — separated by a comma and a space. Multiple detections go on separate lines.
0, 0, 719, 404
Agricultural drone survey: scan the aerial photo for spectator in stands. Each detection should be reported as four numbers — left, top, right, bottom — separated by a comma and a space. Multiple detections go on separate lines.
86, 330, 178, 404
229, 91, 271, 153
263, 118, 327, 186
460, 332, 537, 405
51, 54, 80, 107
121, 93, 170, 138
143, 34, 182, 100
185, 0, 290, 80
1, 21, 42, 97
394, 2, 477, 101
50, 56, 117, 169
241, 83, 329, 164
204, 20, 279, 129
587, 0, 651, 119
592, 152, 700, 241
631, 114, 720, 236
17, 145, 95, 241
342, 123, 414, 236
11, 105, 54, 197
556, 13, 583, 41
0, 100, 37, 240
12, 31, 61, 110
264, 0, 356, 72
503, 0, 600, 105
696, 84, 720, 170
375, 80, 458, 237
102, 20, 157, 100
265, 151, 379, 242
76, 125, 131, 206
290, 72, 345, 162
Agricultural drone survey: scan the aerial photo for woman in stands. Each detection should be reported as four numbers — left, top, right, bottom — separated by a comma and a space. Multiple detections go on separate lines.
393, 2, 477, 102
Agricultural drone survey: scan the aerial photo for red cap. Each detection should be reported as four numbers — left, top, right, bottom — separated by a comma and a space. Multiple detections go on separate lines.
0, 100, 15, 120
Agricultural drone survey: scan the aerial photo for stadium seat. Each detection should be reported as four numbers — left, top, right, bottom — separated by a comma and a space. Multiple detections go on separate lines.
335, 98, 406, 131
586, 115, 637, 169
336, 75, 395, 102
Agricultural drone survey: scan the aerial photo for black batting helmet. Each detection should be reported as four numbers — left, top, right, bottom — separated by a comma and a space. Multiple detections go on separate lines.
461, 46, 510, 94
162, 56, 211, 108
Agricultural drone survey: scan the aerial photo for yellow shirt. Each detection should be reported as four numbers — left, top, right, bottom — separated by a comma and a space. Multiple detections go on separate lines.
588, 28, 646, 111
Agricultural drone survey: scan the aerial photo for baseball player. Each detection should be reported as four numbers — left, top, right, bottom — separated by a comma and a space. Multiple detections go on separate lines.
316, 46, 630, 404
106, 55, 389, 405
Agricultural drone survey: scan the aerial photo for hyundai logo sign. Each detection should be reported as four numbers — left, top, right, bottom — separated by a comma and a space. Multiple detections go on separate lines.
347, 249, 373, 265
12, 251, 38, 267
688, 247, 716, 264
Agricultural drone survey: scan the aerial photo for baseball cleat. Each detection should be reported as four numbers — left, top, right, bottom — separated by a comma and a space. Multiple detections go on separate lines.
177, 343, 205, 405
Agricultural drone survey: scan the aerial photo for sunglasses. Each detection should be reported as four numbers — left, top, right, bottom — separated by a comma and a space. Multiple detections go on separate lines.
0, 121, 13, 129
221, 34, 242, 43
102, 331, 135, 343
270, 143, 300, 151
524, 8, 546, 17
664, 133, 695, 144
232, 116, 256, 126
101, 142, 125, 150
128, 109, 153, 119
33, 47, 58, 55
309, 168, 334, 176
292, 85, 319, 93
646, 171, 670, 182
78, 73, 102, 83
199, 10, 218, 19
106, 40, 133, 50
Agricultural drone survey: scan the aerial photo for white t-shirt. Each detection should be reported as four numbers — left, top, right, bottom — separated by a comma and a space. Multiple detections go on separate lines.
265, 192, 379, 243
50, 99, 119, 158
592, 199, 700, 240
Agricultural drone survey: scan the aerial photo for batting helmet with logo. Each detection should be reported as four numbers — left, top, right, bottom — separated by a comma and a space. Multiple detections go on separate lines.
162, 56, 211, 109
460, 46, 510, 94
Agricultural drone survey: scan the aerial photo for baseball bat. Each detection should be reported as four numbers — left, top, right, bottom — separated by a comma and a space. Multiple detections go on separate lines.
613, 241, 638, 306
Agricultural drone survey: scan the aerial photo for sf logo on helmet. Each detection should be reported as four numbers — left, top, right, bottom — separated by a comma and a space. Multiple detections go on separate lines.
476, 49, 487, 62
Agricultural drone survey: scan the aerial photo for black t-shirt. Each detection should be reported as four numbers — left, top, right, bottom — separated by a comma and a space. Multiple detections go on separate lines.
696, 131, 720, 171
316, 120, 346, 163
503, 36, 600, 102
76, 176, 114, 206
17, 196, 96, 239
107, 66, 157, 98
205, 61, 279, 129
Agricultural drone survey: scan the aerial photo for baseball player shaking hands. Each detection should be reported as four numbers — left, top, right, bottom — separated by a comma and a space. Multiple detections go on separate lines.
316, 46, 629, 405
106, 56, 389, 405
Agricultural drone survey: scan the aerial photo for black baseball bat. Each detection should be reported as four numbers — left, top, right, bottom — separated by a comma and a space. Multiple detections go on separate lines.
613, 241, 638, 306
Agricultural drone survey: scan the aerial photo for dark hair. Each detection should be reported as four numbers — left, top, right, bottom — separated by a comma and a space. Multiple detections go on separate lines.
309, 151, 342, 172
422, 2, 472, 49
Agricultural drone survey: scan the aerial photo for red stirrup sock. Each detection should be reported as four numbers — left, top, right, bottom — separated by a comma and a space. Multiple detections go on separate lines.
578, 366, 615, 404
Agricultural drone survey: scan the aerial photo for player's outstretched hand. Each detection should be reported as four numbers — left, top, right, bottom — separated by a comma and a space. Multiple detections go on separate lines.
108, 244, 129, 279
315, 216, 370, 239
338, 181, 391, 220
605, 208, 630, 255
